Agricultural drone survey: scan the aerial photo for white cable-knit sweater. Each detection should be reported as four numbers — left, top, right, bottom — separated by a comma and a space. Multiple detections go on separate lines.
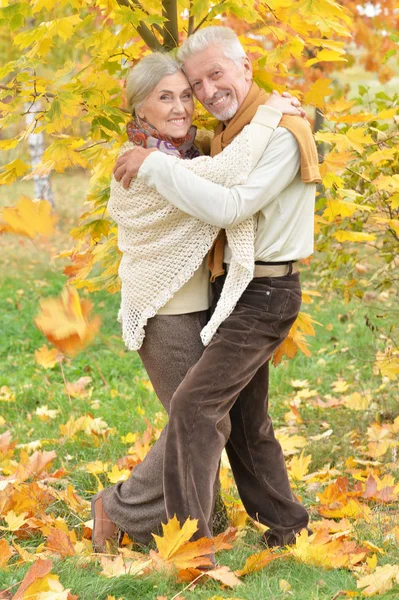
108, 105, 282, 350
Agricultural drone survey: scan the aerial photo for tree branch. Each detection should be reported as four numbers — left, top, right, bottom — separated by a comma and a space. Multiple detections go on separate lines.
192, 1, 226, 35
188, 0, 195, 36
116, 0, 163, 51
162, 0, 178, 50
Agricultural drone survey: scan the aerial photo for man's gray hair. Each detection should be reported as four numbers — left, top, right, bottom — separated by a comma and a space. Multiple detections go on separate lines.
126, 52, 182, 114
177, 26, 246, 66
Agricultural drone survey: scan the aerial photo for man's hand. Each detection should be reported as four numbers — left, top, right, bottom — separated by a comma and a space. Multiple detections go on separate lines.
113, 147, 158, 189
266, 90, 307, 118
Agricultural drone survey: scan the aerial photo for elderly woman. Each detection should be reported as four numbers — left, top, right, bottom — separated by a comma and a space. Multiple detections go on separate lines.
91, 52, 303, 552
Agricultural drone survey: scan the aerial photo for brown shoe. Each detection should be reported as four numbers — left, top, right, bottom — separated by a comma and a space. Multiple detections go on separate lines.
91, 492, 121, 553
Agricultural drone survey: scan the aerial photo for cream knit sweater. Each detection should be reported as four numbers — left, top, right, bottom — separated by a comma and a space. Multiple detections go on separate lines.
108, 105, 282, 350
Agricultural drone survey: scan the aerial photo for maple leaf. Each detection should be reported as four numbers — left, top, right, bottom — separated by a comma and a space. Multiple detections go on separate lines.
0, 159, 30, 186
213, 527, 238, 552
304, 78, 333, 109
236, 548, 290, 576
204, 566, 242, 588
153, 515, 214, 570
0, 386, 15, 403
0, 510, 30, 532
0, 538, 14, 568
65, 376, 92, 399
35, 405, 60, 421
46, 528, 76, 557
13, 558, 53, 599
35, 286, 101, 357
288, 451, 312, 482
0, 196, 56, 238
99, 554, 152, 578
357, 564, 399, 596
291, 529, 366, 570
34, 345, 60, 369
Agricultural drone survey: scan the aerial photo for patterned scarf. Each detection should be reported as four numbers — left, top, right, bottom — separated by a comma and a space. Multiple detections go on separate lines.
126, 116, 200, 159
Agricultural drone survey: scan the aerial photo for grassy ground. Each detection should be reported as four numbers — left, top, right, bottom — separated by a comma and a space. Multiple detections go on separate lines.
0, 173, 398, 599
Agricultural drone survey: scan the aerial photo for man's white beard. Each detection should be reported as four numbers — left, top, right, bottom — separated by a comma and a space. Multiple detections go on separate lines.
210, 97, 239, 121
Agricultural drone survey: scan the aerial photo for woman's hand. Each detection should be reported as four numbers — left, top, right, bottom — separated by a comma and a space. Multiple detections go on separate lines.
266, 91, 307, 118
113, 147, 158, 189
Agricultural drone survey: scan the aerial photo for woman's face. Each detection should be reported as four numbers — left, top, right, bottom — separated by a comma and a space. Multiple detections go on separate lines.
137, 70, 194, 138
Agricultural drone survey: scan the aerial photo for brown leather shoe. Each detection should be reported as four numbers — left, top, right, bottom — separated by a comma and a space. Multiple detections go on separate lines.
91, 492, 121, 553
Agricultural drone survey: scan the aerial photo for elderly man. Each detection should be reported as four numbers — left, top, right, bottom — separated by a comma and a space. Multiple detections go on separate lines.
107, 26, 319, 557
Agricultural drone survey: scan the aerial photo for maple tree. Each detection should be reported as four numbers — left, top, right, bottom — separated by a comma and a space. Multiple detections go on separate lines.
1, 1, 399, 597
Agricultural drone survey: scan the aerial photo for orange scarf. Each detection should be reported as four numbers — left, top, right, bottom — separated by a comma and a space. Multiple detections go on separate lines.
208, 82, 321, 281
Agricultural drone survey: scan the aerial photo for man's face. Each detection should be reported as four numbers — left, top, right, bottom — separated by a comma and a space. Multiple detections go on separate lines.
183, 45, 252, 121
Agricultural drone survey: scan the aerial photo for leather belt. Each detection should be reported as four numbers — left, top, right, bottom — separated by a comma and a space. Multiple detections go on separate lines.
253, 262, 299, 278
224, 261, 299, 277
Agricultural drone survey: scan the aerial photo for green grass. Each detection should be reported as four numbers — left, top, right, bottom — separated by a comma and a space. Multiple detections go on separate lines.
0, 173, 398, 600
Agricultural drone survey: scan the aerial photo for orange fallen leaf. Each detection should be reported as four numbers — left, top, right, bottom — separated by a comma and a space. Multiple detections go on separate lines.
35, 286, 101, 357
65, 376, 92, 399
213, 527, 238, 552
153, 515, 214, 570
235, 548, 290, 576
46, 528, 76, 557
0, 539, 14, 568
34, 345, 60, 369
13, 558, 53, 599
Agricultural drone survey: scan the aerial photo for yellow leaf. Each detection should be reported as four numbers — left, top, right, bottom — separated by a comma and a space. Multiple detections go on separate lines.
35, 287, 101, 357
334, 231, 376, 243
304, 49, 347, 67
34, 345, 60, 369
0, 385, 15, 402
279, 579, 292, 592
304, 78, 333, 109
0, 196, 57, 238
36, 405, 60, 421
357, 564, 399, 596
345, 127, 374, 153
288, 451, 312, 481
301, 290, 322, 304
344, 392, 370, 411
99, 554, 151, 578
323, 199, 373, 221
0, 510, 29, 531
0, 159, 29, 185
107, 465, 131, 484
153, 515, 214, 570
276, 431, 307, 456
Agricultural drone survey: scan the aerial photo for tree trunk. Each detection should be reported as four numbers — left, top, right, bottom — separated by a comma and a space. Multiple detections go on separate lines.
25, 102, 55, 208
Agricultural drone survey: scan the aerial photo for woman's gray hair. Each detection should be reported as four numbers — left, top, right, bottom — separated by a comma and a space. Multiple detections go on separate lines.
177, 26, 246, 66
126, 52, 182, 113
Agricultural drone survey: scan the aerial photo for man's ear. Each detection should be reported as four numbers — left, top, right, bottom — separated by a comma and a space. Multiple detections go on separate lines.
243, 56, 253, 81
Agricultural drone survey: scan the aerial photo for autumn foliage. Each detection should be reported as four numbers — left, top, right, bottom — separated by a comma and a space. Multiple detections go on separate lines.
0, 0, 398, 598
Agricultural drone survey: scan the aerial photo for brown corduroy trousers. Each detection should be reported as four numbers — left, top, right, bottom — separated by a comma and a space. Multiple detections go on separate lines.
164, 272, 309, 544
101, 310, 231, 543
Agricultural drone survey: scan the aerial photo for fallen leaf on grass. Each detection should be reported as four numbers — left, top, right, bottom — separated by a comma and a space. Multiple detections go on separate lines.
153, 515, 214, 570
34, 345, 60, 369
213, 527, 238, 552
357, 564, 399, 596
99, 554, 152, 578
291, 529, 367, 570
46, 528, 76, 557
65, 377, 92, 399
0, 538, 14, 567
13, 558, 53, 598
235, 548, 290, 576
0, 386, 15, 403
205, 566, 241, 588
